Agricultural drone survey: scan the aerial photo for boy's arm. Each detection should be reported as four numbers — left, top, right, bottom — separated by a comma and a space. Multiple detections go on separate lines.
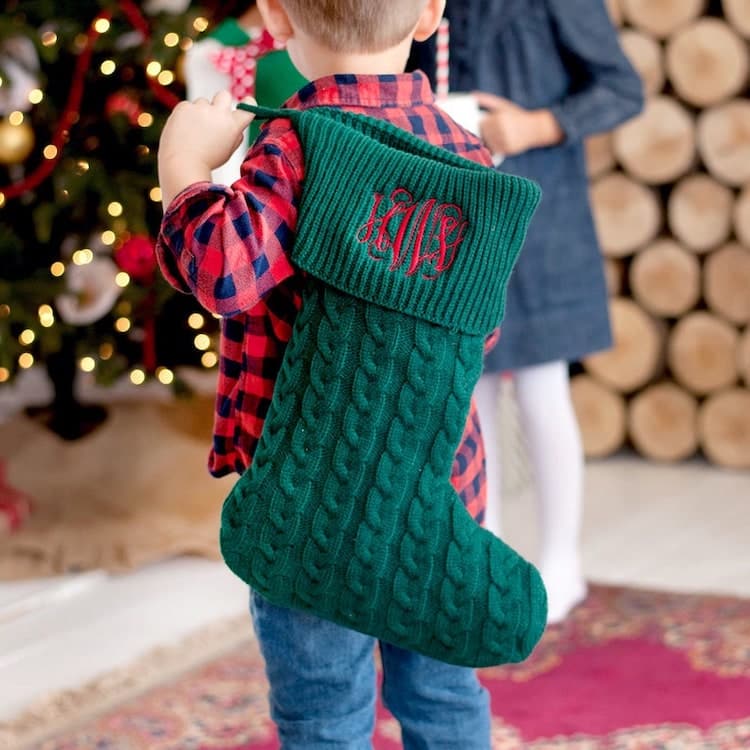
544, 0, 645, 142
156, 95, 302, 315
159, 91, 255, 207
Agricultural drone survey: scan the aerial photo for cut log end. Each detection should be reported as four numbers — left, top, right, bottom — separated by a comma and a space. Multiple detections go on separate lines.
698, 388, 750, 469
704, 242, 750, 325
723, 0, 750, 39
628, 382, 699, 462
667, 173, 734, 253
622, 0, 707, 39
666, 18, 749, 108
613, 96, 696, 185
584, 297, 664, 393
620, 28, 665, 97
697, 100, 750, 187
590, 173, 662, 257
570, 375, 627, 458
630, 238, 701, 317
668, 312, 740, 395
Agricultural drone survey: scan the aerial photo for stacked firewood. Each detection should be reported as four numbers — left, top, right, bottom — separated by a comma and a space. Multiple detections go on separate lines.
573, 0, 750, 468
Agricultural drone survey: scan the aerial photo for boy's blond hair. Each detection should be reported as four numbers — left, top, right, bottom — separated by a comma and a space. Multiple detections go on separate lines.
282, 0, 427, 53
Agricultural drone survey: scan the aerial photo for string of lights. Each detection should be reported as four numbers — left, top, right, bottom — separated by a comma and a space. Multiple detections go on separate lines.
0, 0, 183, 202
0, 3, 220, 388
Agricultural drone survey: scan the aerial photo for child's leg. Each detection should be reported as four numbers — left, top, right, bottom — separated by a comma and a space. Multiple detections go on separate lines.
380, 642, 491, 750
473, 372, 504, 536
512, 361, 587, 624
251, 591, 377, 749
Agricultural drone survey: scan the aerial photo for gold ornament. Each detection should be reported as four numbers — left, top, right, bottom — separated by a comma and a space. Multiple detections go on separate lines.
0, 119, 35, 165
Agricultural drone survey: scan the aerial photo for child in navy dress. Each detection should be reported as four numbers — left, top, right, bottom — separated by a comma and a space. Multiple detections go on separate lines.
413, 0, 643, 623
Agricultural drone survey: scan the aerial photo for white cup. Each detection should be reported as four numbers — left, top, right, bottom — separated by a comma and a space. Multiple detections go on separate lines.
437, 93, 482, 135
436, 93, 504, 166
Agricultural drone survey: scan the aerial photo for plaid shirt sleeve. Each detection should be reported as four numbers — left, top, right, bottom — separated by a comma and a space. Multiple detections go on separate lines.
155, 124, 304, 316
450, 399, 487, 520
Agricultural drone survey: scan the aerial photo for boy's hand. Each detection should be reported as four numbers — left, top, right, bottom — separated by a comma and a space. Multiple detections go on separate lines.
473, 92, 563, 157
158, 91, 256, 209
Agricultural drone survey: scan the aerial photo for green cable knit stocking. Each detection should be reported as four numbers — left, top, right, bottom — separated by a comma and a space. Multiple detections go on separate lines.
221, 105, 547, 668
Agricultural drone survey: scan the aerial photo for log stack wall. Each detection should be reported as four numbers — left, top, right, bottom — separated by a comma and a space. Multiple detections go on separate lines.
574, 0, 750, 468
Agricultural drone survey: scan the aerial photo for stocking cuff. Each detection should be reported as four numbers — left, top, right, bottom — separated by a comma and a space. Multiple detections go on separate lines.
242, 104, 541, 335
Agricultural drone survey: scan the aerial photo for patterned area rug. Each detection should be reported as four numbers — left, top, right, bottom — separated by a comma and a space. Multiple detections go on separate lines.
0, 399, 233, 579
10, 585, 750, 749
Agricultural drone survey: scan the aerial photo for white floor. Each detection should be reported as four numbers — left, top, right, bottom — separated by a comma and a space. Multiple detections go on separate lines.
0, 560, 249, 720
0, 371, 748, 722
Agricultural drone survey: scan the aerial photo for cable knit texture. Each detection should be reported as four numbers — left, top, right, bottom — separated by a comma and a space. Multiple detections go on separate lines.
221, 104, 546, 667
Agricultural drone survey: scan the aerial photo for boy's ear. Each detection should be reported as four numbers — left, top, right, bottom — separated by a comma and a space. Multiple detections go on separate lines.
257, 0, 294, 42
413, 0, 446, 42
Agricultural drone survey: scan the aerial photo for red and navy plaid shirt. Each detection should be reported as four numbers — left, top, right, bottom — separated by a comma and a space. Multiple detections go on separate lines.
156, 72, 494, 521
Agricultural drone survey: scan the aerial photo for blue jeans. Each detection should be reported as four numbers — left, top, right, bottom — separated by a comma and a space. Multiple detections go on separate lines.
251, 591, 491, 749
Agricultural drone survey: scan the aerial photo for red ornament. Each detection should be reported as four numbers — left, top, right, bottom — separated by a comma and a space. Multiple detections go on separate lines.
0, 461, 33, 534
114, 235, 158, 282
105, 90, 142, 126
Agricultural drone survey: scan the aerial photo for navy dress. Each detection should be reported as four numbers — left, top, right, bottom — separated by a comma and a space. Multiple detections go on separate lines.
412, 0, 644, 370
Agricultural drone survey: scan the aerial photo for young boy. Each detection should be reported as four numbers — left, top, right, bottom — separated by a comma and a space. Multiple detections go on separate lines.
156, 1, 539, 746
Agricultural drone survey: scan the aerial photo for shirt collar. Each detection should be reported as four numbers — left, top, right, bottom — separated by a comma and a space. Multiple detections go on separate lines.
285, 71, 435, 110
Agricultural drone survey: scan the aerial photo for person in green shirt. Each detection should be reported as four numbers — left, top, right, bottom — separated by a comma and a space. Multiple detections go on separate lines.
184, 1, 306, 184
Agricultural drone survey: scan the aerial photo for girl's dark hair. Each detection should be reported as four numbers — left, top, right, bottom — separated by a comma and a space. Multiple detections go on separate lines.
202, 0, 256, 26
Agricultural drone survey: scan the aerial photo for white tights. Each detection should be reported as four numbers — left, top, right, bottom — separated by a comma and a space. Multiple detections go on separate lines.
474, 361, 587, 624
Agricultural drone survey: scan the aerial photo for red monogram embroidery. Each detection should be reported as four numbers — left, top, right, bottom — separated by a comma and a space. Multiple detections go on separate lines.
356, 188, 468, 280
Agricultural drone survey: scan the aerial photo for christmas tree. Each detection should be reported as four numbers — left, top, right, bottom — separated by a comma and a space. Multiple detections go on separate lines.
0, 0, 220, 438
